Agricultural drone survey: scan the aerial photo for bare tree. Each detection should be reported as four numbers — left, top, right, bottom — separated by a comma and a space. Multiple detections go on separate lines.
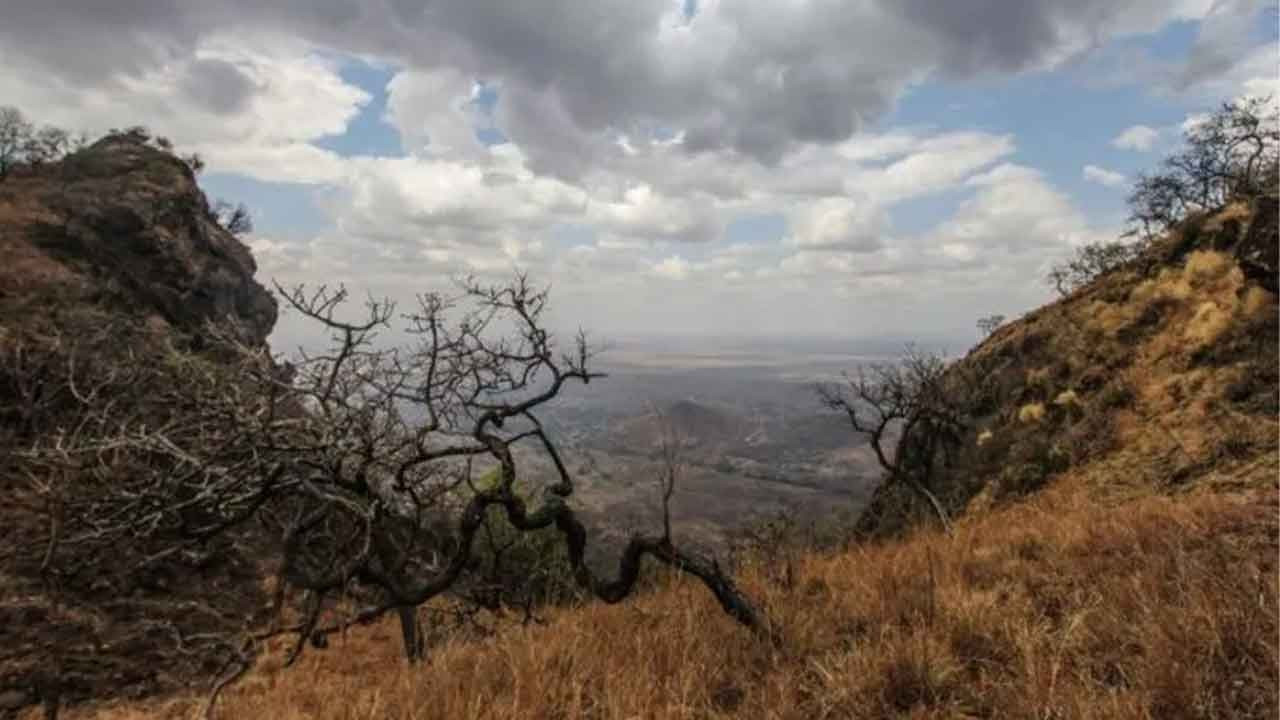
1046, 239, 1146, 297
976, 314, 1006, 338
1046, 96, 1278, 297
651, 403, 683, 545
17, 273, 772, 687
818, 347, 971, 533
23, 126, 72, 167
1128, 95, 1279, 239
182, 152, 206, 174
0, 105, 34, 180
212, 200, 253, 236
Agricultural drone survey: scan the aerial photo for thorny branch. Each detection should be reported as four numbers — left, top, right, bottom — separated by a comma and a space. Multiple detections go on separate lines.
14, 273, 774, 692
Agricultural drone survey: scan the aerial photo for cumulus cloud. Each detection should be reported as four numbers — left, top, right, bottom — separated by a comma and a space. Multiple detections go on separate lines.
0, 33, 367, 183
0, 0, 1222, 339
783, 198, 886, 252
1173, 0, 1271, 92
940, 164, 1105, 253
1113, 125, 1162, 151
0, 0, 1227, 173
1067, 0, 1274, 102
384, 68, 489, 159
1083, 164, 1129, 188
652, 255, 690, 280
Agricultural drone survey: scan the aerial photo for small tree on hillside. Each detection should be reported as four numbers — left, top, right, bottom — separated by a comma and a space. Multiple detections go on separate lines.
182, 152, 206, 174
818, 347, 972, 533
0, 106, 34, 180
212, 199, 253, 236
1046, 238, 1146, 297
1129, 95, 1279, 239
23, 126, 71, 167
976, 314, 1005, 338
0, 106, 83, 179
1048, 95, 1279, 296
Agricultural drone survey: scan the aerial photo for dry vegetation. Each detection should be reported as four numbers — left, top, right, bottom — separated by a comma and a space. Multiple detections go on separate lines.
4, 101, 1277, 720
57, 484, 1277, 720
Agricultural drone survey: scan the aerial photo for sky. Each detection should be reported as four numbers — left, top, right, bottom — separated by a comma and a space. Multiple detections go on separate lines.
1, 0, 1276, 351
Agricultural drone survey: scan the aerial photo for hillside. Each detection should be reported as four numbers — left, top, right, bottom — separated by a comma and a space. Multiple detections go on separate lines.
855, 195, 1279, 538
70, 486, 1277, 720
0, 135, 279, 713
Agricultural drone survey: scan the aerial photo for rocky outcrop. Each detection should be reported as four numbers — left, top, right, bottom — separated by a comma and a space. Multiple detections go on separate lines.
0, 136, 278, 712
0, 133, 276, 343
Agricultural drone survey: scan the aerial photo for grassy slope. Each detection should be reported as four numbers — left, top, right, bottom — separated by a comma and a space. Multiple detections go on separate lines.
856, 200, 1278, 537
71, 486, 1276, 719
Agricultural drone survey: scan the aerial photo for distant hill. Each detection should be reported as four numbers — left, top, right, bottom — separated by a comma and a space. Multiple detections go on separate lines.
611, 399, 749, 454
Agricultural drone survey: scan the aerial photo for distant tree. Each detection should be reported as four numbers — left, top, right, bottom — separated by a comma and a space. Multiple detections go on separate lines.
0, 106, 34, 180
819, 347, 972, 533
1047, 96, 1278, 297
182, 152, 205, 174
67, 131, 92, 154
643, 404, 685, 544
212, 199, 254, 236
976, 314, 1006, 337
23, 125, 72, 166
119, 125, 152, 144
1046, 239, 1146, 297
153, 136, 174, 151
1128, 95, 1279, 239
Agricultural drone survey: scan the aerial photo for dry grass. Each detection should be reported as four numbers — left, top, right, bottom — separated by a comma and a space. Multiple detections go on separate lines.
1053, 389, 1080, 407
61, 486, 1279, 720
1031, 245, 1279, 495
1018, 403, 1046, 424
1113, 250, 1259, 354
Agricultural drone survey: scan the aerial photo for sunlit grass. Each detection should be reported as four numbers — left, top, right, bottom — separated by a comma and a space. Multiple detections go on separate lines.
69, 482, 1278, 720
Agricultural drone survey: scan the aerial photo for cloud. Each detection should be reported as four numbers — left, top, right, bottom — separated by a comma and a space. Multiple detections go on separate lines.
0, 34, 368, 183
1113, 125, 1161, 151
0, 0, 1214, 340
783, 198, 886, 252
178, 58, 256, 115
1174, 0, 1271, 92
0, 0, 1221, 174
945, 164, 1106, 253
1067, 1, 1274, 101
652, 255, 690, 280
1083, 164, 1129, 188
1201, 41, 1280, 101
384, 68, 489, 159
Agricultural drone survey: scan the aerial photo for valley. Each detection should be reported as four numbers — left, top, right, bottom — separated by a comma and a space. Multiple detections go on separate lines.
523, 338, 896, 554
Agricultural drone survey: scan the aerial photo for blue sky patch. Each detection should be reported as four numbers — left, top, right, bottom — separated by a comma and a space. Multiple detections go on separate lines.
314, 58, 403, 157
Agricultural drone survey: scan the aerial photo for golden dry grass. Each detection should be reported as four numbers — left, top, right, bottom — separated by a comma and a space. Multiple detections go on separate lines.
1113, 250, 1257, 354
1018, 403, 1046, 423
1053, 390, 1080, 408
63, 485, 1279, 720
1030, 245, 1279, 497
